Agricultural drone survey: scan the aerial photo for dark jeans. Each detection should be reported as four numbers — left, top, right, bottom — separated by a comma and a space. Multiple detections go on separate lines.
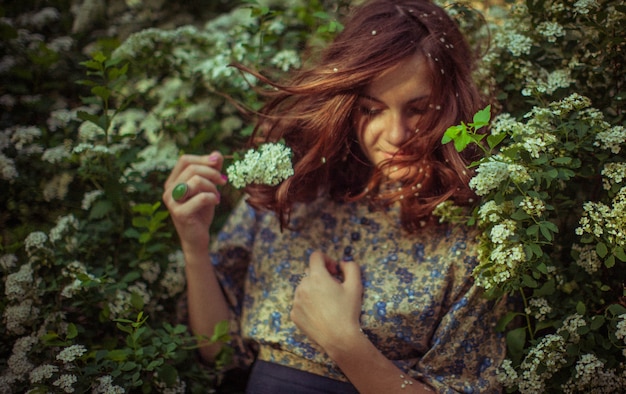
246, 360, 360, 394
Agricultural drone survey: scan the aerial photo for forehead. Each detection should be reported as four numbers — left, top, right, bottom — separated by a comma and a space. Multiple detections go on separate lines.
365, 53, 432, 98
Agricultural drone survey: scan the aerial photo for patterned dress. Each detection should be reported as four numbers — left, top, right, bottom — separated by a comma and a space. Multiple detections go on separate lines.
209, 195, 507, 393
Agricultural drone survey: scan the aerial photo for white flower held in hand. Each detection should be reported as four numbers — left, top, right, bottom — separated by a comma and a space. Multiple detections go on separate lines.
226, 142, 294, 189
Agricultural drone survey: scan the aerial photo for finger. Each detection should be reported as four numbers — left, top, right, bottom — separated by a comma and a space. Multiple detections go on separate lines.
163, 174, 222, 209
177, 163, 227, 188
308, 251, 332, 276
166, 152, 224, 188
339, 259, 362, 292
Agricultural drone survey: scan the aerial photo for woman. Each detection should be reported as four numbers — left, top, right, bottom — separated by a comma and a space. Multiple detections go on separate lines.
163, 0, 507, 392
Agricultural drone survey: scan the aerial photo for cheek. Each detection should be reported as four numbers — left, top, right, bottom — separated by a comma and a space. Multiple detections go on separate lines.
358, 126, 377, 158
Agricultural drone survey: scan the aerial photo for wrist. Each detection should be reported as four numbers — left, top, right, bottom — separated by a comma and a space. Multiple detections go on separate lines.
324, 325, 371, 363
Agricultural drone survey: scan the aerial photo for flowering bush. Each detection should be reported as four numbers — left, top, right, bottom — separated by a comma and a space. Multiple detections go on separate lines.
2, 0, 625, 392
439, 1, 626, 392
0, 0, 348, 392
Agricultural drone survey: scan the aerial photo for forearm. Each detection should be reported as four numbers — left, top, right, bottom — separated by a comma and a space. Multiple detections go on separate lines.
184, 249, 230, 362
326, 329, 434, 394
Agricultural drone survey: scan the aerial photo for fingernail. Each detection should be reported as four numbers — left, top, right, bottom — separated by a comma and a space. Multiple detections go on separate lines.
215, 191, 221, 203
221, 174, 228, 182
208, 152, 219, 163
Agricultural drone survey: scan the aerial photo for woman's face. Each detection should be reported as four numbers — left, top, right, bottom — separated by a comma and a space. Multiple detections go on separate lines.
356, 53, 432, 181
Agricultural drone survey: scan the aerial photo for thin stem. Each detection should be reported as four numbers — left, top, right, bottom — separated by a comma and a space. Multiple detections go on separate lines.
519, 289, 535, 341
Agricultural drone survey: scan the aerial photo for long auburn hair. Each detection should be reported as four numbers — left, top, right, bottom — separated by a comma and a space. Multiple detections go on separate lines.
239, 0, 485, 232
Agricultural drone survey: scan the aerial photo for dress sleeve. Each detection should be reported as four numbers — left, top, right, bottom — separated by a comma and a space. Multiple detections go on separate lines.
208, 197, 261, 369
406, 271, 508, 394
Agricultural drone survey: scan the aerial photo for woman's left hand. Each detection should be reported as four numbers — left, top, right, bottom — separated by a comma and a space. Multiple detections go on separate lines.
291, 251, 363, 352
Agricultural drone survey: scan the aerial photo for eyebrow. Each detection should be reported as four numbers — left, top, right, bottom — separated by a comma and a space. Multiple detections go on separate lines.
357, 94, 430, 105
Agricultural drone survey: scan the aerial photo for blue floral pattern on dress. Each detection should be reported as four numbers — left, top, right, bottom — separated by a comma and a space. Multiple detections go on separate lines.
209, 196, 507, 393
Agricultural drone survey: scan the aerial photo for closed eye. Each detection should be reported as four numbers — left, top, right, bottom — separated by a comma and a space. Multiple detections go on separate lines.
408, 106, 428, 116
358, 105, 382, 117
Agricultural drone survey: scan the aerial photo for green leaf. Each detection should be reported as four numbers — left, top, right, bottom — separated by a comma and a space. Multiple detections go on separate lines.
576, 301, 586, 315
107, 349, 130, 361
157, 364, 178, 387
614, 247, 626, 262
605, 255, 616, 268
442, 124, 464, 145
506, 327, 527, 365
539, 223, 554, 242
472, 104, 491, 127
522, 274, 538, 288
487, 132, 507, 150
116, 322, 133, 335
596, 242, 608, 258
67, 323, 78, 339
132, 217, 150, 229
210, 320, 231, 343
533, 278, 555, 297
590, 315, 605, 330
77, 110, 101, 126
91, 86, 111, 102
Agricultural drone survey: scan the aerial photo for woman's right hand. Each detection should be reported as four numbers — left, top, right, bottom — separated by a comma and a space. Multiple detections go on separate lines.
162, 151, 228, 256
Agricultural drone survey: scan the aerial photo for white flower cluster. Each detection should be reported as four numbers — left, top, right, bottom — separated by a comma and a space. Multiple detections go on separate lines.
0, 254, 17, 271
557, 313, 587, 342
4, 263, 34, 301
519, 196, 546, 217
616, 314, 626, 343
123, 137, 179, 179
61, 261, 100, 298
517, 132, 558, 159
523, 68, 574, 97
81, 189, 104, 210
49, 214, 78, 244
139, 260, 161, 283
597, 150, 625, 185
42, 144, 71, 164
526, 297, 552, 321
549, 93, 591, 115
93, 375, 125, 394
9, 125, 43, 153
469, 159, 509, 196
478, 200, 505, 223
29, 364, 58, 384
4, 299, 39, 335
561, 353, 626, 394
516, 334, 568, 393
470, 155, 532, 197
576, 186, 626, 248
56, 344, 87, 364
226, 143, 294, 189
573, 0, 599, 15
493, 31, 533, 57
108, 282, 151, 319
24, 231, 48, 256
490, 113, 524, 136
271, 49, 302, 72
7, 335, 37, 379
572, 244, 602, 274
53, 373, 78, 393
490, 219, 517, 244
536, 21, 565, 42
595, 125, 626, 154
160, 251, 186, 298
43, 172, 74, 202
0, 152, 18, 181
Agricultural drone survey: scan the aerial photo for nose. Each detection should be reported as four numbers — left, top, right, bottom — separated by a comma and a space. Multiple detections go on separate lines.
386, 114, 411, 146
